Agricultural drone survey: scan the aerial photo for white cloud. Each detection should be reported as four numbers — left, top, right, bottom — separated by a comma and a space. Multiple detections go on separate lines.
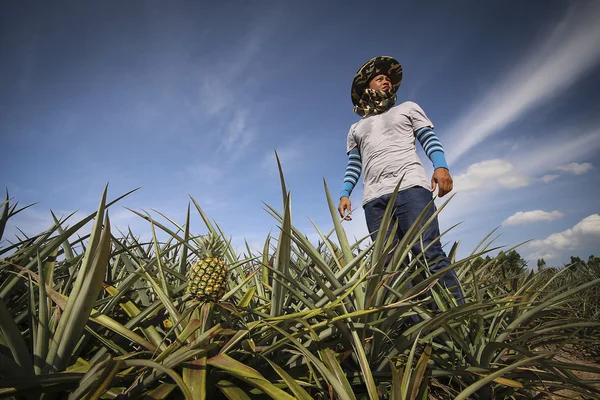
498, 175, 532, 189
527, 214, 600, 259
555, 162, 593, 175
453, 159, 532, 193
448, 2, 600, 164
527, 250, 561, 261
502, 210, 564, 226
541, 174, 560, 183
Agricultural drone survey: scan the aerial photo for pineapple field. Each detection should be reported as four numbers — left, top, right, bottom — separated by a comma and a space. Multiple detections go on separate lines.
1, 162, 600, 400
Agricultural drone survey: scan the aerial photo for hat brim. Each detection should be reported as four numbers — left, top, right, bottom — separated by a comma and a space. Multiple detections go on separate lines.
351, 56, 403, 106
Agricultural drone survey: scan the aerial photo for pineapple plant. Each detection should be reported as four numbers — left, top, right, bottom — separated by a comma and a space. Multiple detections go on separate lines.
187, 232, 228, 301
1, 176, 600, 399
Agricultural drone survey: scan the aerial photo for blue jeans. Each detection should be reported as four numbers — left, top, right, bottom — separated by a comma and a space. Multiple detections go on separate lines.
363, 186, 463, 304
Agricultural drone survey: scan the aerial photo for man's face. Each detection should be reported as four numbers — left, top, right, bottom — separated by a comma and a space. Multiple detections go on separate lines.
368, 74, 392, 91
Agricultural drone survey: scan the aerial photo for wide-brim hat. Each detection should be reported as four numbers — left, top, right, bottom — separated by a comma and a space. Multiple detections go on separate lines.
351, 56, 403, 106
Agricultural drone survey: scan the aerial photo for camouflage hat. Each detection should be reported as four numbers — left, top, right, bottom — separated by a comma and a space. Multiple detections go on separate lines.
351, 56, 403, 106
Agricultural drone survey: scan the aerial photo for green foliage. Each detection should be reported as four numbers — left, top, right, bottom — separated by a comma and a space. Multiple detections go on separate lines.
538, 253, 600, 356
537, 258, 546, 271
1, 171, 600, 399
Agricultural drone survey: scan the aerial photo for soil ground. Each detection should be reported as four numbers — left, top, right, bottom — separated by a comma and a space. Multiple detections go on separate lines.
539, 345, 600, 399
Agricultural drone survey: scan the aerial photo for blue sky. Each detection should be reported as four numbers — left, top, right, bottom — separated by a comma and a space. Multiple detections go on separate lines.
1, 1, 599, 267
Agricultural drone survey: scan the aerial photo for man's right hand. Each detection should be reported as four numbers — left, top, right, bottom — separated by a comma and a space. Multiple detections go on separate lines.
338, 197, 352, 220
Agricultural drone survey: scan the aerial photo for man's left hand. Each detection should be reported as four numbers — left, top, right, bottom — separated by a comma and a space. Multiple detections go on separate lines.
431, 168, 453, 197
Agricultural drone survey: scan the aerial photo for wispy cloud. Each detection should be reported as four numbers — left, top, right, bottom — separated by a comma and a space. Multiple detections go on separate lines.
219, 109, 256, 154
448, 2, 600, 164
453, 159, 531, 193
188, 12, 284, 159
555, 162, 593, 175
502, 210, 564, 226
516, 130, 600, 174
527, 214, 600, 260
185, 164, 226, 184
194, 32, 265, 118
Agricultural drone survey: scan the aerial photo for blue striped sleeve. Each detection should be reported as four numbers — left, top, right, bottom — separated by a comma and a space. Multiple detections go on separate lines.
415, 127, 449, 170
340, 149, 362, 198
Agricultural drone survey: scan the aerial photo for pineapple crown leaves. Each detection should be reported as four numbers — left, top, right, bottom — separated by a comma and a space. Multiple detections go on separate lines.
196, 232, 228, 260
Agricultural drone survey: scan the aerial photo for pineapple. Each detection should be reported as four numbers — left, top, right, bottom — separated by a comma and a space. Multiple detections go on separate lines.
187, 233, 228, 301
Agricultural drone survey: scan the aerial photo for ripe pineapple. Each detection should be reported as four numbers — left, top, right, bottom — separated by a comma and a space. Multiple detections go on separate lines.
187, 233, 228, 302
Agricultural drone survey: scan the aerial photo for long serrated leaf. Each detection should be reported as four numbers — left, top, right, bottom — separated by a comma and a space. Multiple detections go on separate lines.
50, 211, 76, 262
274, 150, 288, 208
27, 269, 37, 369
222, 270, 258, 302
208, 354, 295, 400
35, 252, 49, 374
321, 348, 356, 398
270, 194, 291, 317
401, 331, 421, 400
142, 269, 182, 334
124, 359, 192, 400
0, 298, 34, 375
217, 380, 252, 400
323, 180, 354, 266
265, 358, 313, 400
86, 357, 124, 399
410, 344, 431, 400
44, 186, 110, 372
266, 323, 355, 400
219, 330, 249, 355
0, 372, 84, 396
146, 383, 177, 399
455, 355, 546, 400
183, 357, 206, 400
0, 190, 10, 242
348, 329, 378, 400
147, 213, 170, 295
178, 203, 191, 275
390, 360, 403, 400
67, 354, 112, 400
48, 211, 111, 373
237, 287, 255, 308
259, 234, 270, 299
471, 372, 523, 388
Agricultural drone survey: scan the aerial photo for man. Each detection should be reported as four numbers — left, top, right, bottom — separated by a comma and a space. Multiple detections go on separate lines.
337, 56, 462, 302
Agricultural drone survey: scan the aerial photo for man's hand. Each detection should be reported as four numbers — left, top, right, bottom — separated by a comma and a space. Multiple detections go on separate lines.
338, 197, 352, 220
431, 168, 453, 197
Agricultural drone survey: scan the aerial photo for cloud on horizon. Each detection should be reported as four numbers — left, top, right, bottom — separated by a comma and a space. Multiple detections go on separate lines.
527, 214, 600, 260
